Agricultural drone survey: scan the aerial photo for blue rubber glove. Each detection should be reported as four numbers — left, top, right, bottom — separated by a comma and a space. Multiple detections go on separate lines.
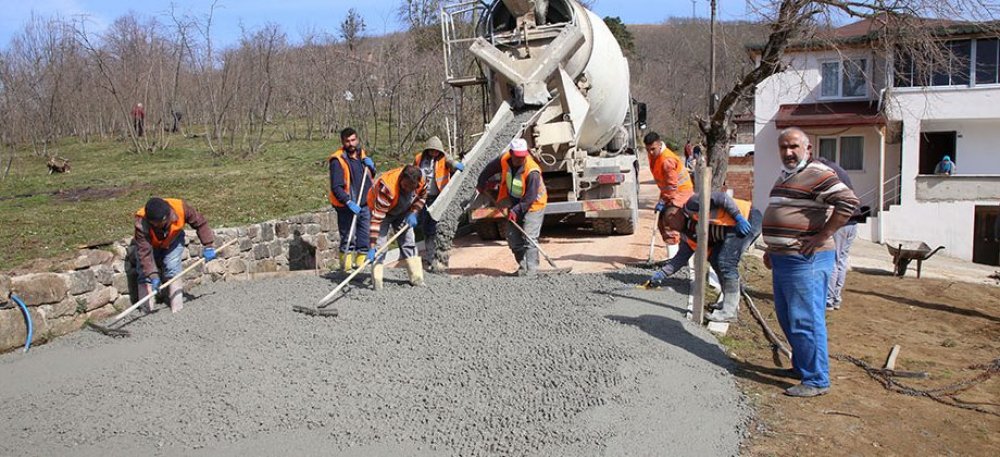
366, 247, 378, 263
147, 275, 161, 293
734, 214, 752, 237
203, 247, 217, 262
654, 201, 666, 213
453, 161, 465, 172
405, 212, 419, 228
650, 270, 667, 284
346, 201, 362, 215
362, 157, 375, 171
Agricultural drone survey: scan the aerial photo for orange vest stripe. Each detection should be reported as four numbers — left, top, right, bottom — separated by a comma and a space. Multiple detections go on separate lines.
414, 152, 450, 192
690, 198, 752, 226
328, 148, 368, 207
497, 152, 547, 213
136, 198, 186, 249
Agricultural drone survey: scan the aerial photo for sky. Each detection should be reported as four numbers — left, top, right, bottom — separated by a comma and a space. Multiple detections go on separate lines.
0, 0, 752, 49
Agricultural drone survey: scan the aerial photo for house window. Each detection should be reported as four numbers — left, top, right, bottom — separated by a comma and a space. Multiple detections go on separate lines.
976, 38, 999, 85
821, 58, 868, 98
839, 136, 864, 170
817, 136, 864, 171
895, 38, 998, 87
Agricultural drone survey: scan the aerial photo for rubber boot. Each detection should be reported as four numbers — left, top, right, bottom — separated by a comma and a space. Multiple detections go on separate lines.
404, 256, 424, 287
372, 264, 385, 291
340, 252, 353, 272
707, 280, 741, 323
167, 277, 184, 313
138, 283, 155, 313
523, 248, 540, 276
513, 251, 526, 275
422, 237, 436, 270
354, 253, 368, 271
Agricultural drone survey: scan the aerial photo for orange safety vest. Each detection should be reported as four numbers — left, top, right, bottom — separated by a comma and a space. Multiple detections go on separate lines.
366, 166, 426, 211
498, 152, 547, 213
684, 198, 752, 251
649, 146, 693, 198
328, 148, 369, 207
414, 151, 450, 192
136, 198, 186, 249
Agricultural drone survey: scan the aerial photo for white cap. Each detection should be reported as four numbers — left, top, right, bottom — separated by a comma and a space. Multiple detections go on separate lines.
509, 138, 529, 157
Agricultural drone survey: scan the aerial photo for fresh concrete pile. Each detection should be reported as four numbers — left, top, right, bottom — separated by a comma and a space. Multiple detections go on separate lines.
0, 269, 748, 456
431, 108, 538, 267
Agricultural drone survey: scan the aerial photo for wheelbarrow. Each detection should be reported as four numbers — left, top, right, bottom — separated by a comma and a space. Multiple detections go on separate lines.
886, 240, 945, 278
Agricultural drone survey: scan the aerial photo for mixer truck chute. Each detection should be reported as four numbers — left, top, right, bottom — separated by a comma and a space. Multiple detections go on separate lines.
441, 0, 644, 239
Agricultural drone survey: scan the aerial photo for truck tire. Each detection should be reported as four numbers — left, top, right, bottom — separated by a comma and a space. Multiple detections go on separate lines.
475, 220, 505, 241
592, 218, 616, 235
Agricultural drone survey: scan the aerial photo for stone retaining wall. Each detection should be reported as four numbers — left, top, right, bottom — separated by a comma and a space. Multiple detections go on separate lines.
0, 210, 340, 353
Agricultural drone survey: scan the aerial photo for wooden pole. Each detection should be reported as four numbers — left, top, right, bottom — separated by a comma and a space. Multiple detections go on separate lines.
692, 164, 712, 324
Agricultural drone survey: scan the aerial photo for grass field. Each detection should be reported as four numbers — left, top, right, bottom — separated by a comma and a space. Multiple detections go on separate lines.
0, 132, 404, 270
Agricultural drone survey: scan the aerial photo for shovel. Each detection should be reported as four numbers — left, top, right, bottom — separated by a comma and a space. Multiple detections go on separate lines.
87, 238, 238, 337
507, 217, 571, 274
293, 225, 411, 316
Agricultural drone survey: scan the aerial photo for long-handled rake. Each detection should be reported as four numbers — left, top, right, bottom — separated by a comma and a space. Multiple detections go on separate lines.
342, 167, 371, 265
292, 225, 411, 317
87, 238, 238, 337
507, 218, 571, 274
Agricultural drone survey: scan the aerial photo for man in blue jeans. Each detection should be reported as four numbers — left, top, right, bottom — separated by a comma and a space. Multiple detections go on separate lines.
763, 128, 860, 397
815, 156, 861, 310
329, 127, 376, 272
644, 192, 762, 322
134, 197, 216, 313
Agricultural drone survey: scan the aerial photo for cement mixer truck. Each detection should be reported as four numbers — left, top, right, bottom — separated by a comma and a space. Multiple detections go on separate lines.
438, 0, 646, 240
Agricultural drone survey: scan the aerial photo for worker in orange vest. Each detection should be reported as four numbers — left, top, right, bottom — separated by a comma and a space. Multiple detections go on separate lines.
645, 192, 761, 322
133, 197, 216, 313
644, 131, 694, 259
367, 165, 428, 290
329, 127, 376, 272
476, 138, 548, 275
414, 136, 464, 272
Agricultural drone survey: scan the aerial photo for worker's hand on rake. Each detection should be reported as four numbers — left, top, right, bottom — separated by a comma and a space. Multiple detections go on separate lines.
202, 247, 217, 262
649, 270, 667, 285
146, 275, 161, 294
362, 157, 376, 173
734, 214, 752, 237
366, 247, 378, 263
405, 212, 419, 229
453, 161, 465, 172
346, 201, 362, 215
506, 208, 519, 224
654, 201, 666, 213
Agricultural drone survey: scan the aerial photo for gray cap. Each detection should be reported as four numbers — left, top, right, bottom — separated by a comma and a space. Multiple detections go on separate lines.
423, 136, 446, 155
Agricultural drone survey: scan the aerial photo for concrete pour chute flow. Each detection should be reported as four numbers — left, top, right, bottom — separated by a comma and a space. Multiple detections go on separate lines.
0, 268, 748, 456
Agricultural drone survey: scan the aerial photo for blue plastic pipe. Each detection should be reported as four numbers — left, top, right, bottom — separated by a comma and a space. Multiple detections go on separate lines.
10, 294, 33, 353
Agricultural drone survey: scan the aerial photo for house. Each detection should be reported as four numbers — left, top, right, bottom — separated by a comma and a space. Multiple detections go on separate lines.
752, 18, 1000, 266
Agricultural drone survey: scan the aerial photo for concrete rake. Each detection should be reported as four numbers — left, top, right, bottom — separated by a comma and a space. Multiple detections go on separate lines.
87, 238, 238, 337
292, 225, 411, 317
507, 218, 572, 274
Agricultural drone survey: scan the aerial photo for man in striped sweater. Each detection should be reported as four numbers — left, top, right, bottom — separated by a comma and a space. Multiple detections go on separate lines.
366, 165, 427, 290
763, 127, 860, 398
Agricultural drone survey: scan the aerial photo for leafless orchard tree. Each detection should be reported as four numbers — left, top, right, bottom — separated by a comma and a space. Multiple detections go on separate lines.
698, 0, 1000, 188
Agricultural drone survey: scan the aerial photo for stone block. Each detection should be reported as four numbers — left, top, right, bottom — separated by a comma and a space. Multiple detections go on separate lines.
11, 273, 70, 306
93, 265, 115, 286
43, 297, 78, 319
86, 286, 117, 312
253, 244, 270, 260
67, 270, 97, 295
112, 294, 132, 312
269, 240, 284, 257
319, 212, 336, 232
305, 224, 321, 235
260, 222, 275, 242
239, 238, 254, 252
112, 273, 129, 294
275, 221, 290, 238
0, 307, 48, 352
79, 249, 114, 269
247, 224, 261, 242
110, 243, 128, 260
87, 303, 117, 321
49, 314, 88, 338
251, 259, 278, 274
0, 274, 9, 304
220, 243, 240, 259
275, 255, 289, 266
316, 235, 329, 251
205, 260, 226, 275
226, 258, 247, 274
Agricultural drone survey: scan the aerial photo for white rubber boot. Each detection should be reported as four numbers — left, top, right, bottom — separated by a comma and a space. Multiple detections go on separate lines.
707, 281, 740, 323
404, 257, 425, 287
168, 277, 184, 313
372, 264, 385, 291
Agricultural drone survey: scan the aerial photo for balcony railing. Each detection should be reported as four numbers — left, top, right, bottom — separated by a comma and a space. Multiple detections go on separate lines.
916, 175, 1000, 201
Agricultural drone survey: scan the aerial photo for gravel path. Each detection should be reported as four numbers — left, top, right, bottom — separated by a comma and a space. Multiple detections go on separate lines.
0, 269, 749, 456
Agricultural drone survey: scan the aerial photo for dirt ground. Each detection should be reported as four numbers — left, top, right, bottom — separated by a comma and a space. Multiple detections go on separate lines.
732, 258, 1000, 457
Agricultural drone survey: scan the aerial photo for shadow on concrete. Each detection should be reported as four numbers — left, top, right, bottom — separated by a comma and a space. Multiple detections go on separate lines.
446, 267, 512, 277
852, 266, 896, 277
857, 290, 1000, 323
